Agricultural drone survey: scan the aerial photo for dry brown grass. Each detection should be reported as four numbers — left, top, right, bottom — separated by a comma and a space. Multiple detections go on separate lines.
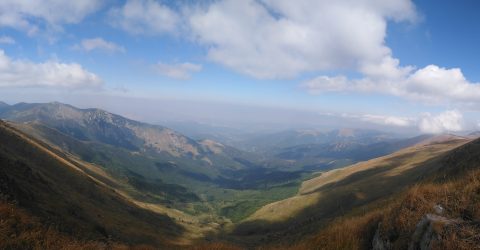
185, 242, 243, 250
0, 201, 135, 250
275, 168, 480, 250
248, 138, 468, 225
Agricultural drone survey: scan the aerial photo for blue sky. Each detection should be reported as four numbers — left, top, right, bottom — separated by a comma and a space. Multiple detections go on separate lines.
0, 0, 479, 133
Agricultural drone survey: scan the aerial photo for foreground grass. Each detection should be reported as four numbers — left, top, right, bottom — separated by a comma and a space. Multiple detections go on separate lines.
275, 167, 480, 250
0, 201, 159, 250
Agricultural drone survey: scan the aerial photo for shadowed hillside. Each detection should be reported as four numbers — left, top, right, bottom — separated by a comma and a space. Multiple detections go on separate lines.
227, 135, 471, 247
274, 137, 480, 250
0, 120, 184, 248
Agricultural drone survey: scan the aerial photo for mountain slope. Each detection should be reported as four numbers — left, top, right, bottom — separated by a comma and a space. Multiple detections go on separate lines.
0, 120, 187, 247
273, 134, 433, 171
0, 101, 9, 110
279, 137, 480, 250
228, 135, 470, 245
1, 103, 307, 223
0, 102, 204, 155
0, 102, 264, 172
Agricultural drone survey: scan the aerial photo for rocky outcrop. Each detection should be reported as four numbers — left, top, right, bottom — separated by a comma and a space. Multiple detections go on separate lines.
372, 204, 464, 250
408, 213, 462, 250
372, 222, 391, 250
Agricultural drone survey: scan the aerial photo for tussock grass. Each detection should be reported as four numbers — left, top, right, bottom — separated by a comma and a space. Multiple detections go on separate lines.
0, 201, 159, 250
278, 168, 480, 250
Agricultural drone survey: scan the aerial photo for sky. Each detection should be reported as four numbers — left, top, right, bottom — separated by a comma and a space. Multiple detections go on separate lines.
0, 0, 479, 134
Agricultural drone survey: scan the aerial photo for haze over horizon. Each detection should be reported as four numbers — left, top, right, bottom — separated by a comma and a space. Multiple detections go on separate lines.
2, 2, 480, 249
1, 0, 479, 134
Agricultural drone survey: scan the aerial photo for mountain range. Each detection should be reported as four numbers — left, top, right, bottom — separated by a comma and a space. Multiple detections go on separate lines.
0, 101, 479, 249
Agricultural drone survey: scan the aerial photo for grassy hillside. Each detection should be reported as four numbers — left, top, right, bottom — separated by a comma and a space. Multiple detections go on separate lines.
2, 114, 478, 249
11, 120, 306, 223
227, 135, 470, 246
0, 200, 160, 250
274, 137, 480, 250
1, 103, 430, 225
0, 120, 188, 247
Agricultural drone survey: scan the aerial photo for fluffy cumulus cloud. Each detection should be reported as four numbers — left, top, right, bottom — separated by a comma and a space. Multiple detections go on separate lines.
105, 0, 480, 109
405, 65, 480, 103
187, 0, 417, 79
154, 62, 202, 80
0, 50, 102, 89
341, 110, 464, 133
0, 1, 102, 35
108, 0, 416, 79
74, 38, 125, 53
109, 0, 180, 35
303, 65, 480, 105
0, 36, 15, 44
419, 110, 463, 134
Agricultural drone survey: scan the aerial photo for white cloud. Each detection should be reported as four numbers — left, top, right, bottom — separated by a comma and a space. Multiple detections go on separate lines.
0, 50, 102, 89
361, 114, 412, 127
109, 0, 180, 35
0, 1, 102, 35
419, 110, 463, 134
405, 65, 480, 103
339, 110, 466, 133
74, 38, 125, 53
0, 36, 15, 44
303, 64, 480, 106
187, 0, 417, 79
154, 62, 202, 80
303, 76, 349, 94
107, 0, 416, 79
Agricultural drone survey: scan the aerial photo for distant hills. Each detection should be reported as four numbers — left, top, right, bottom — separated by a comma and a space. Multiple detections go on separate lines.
239, 128, 396, 151
1, 101, 478, 249
0, 102, 265, 175
1, 102, 213, 156
0, 102, 311, 223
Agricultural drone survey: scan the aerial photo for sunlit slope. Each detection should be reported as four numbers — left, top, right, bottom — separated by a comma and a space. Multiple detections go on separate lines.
233, 135, 469, 241
278, 137, 480, 250
299, 134, 467, 195
0, 120, 208, 247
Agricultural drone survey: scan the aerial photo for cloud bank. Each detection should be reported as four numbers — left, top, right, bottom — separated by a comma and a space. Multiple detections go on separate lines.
340, 110, 465, 134
0, 50, 102, 89
109, 0, 417, 79
154, 62, 202, 80
0, 1, 102, 35
74, 37, 125, 53
108, 1, 480, 109
303, 65, 480, 106
419, 110, 463, 134
109, 0, 180, 35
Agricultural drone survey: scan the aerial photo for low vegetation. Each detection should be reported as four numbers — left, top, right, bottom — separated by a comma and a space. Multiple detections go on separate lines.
265, 138, 480, 249
1, 103, 479, 249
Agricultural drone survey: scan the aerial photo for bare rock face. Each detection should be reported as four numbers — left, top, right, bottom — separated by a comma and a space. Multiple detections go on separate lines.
408, 214, 461, 250
372, 222, 392, 250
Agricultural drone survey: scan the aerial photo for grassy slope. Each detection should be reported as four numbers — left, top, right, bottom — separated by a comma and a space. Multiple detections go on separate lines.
13, 121, 306, 224
0, 200, 159, 250
277, 137, 480, 250
0, 120, 190, 247
227, 136, 470, 246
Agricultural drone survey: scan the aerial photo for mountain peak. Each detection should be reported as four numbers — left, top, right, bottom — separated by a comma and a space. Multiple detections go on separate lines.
0, 101, 9, 108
